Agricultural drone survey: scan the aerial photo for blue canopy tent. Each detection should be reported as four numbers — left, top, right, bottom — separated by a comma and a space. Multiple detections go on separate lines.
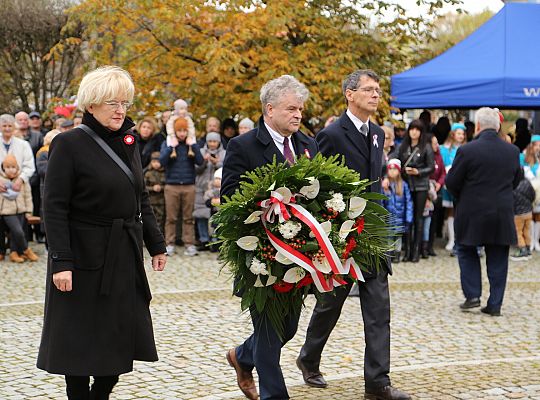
391, 2, 540, 109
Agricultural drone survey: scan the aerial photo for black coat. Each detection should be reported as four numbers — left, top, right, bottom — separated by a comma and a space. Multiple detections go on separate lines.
514, 177, 535, 215
445, 129, 521, 246
397, 143, 434, 192
221, 116, 318, 198
37, 113, 166, 376
316, 112, 391, 275
138, 133, 164, 169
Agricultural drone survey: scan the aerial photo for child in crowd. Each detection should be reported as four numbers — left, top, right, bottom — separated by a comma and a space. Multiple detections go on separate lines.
205, 167, 222, 252
160, 117, 203, 257
511, 168, 536, 261
193, 132, 226, 251
144, 152, 166, 233
0, 155, 38, 263
440, 122, 467, 253
428, 134, 446, 256
382, 159, 413, 263
521, 135, 540, 251
172, 99, 196, 140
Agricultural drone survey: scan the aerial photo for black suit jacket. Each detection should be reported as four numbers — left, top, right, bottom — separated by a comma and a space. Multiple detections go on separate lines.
316, 112, 391, 275
221, 117, 319, 198
445, 129, 521, 246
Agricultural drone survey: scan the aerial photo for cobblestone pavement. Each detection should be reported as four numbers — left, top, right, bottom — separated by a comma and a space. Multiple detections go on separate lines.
1, 241, 539, 399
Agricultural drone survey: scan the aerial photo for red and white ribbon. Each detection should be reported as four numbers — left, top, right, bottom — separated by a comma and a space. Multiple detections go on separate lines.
263, 222, 332, 292
343, 257, 365, 282
258, 190, 366, 292
288, 203, 344, 274
259, 190, 293, 223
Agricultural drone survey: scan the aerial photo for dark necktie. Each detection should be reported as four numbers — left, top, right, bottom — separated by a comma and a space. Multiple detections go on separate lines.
360, 123, 368, 136
283, 136, 295, 165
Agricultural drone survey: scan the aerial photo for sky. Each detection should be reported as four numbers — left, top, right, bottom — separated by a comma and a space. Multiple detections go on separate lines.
400, 0, 504, 16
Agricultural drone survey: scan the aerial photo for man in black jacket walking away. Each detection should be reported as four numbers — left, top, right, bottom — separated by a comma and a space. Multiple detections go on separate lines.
446, 107, 521, 317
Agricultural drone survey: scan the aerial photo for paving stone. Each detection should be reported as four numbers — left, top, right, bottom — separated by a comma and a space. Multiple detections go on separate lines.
0, 242, 539, 399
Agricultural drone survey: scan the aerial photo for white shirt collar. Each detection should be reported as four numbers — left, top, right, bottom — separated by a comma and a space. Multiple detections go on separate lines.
1, 134, 12, 145
346, 109, 370, 134
265, 122, 287, 144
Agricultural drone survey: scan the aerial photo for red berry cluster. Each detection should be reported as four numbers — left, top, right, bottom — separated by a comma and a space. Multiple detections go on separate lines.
312, 248, 325, 262
288, 238, 306, 251
260, 245, 276, 261
321, 208, 339, 220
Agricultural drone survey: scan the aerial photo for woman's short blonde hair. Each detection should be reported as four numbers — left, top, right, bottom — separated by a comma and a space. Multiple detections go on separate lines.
77, 66, 135, 112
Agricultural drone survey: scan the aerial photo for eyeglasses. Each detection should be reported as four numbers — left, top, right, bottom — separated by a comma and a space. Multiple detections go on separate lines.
350, 87, 383, 96
104, 101, 132, 111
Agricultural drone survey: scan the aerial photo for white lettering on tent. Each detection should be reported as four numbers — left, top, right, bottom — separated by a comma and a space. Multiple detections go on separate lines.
524, 88, 540, 97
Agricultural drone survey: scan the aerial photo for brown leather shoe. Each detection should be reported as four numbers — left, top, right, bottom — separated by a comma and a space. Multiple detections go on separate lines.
365, 385, 411, 400
226, 348, 258, 399
9, 252, 25, 263
22, 248, 39, 262
296, 357, 327, 388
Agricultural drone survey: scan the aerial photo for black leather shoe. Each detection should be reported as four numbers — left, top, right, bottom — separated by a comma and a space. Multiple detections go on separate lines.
481, 306, 501, 316
296, 358, 327, 388
460, 298, 481, 309
365, 385, 411, 400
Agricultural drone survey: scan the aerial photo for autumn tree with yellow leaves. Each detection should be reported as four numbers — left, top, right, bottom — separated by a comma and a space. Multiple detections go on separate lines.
69, 0, 461, 134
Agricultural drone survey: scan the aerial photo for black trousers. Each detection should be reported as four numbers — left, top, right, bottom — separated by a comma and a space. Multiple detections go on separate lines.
411, 190, 428, 251
236, 307, 301, 400
2, 214, 28, 253
65, 375, 119, 400
430, 194, 444, 241
457, 243, 509, 310
299, 273, 391, 390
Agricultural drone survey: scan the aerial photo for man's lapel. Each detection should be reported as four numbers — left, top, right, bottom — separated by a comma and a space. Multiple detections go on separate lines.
341, 113, 369, 160
368, 121, 384, 182
256, 119, 285, 164
291, 131, 312, 160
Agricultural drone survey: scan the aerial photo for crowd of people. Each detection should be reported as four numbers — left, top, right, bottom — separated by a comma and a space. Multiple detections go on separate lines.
20, 64, 532, 400
0, 103, 258, 261
0, 99, 537, 268
380, 110, 539, 264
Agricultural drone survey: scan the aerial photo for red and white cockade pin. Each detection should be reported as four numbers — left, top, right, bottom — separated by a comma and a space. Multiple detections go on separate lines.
304, 149, 311, 159
124, 134, 135, 146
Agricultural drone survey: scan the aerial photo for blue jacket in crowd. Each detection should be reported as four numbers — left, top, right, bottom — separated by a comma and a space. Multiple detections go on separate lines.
159, 141, 204, 185
383, 181, 413, 233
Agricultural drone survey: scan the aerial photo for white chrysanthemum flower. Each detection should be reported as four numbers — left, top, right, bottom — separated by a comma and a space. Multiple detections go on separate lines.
325, 192, 346, 212
249, 257, 269, 275
278, 220, 302, 239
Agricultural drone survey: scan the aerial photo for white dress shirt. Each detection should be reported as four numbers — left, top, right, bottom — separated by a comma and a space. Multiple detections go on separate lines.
346, 109, 370, 135
265, 122, 296, 161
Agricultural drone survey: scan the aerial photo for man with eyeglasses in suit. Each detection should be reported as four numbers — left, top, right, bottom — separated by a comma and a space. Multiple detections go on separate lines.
296, 69, 411, 400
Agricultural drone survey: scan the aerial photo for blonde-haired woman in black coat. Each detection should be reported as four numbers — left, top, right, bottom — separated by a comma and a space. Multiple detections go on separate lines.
37, 66, 167, 399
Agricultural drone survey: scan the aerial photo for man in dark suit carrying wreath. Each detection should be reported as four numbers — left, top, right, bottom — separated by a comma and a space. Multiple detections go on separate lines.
296, 70, 411, 400
221, 75, 319, 400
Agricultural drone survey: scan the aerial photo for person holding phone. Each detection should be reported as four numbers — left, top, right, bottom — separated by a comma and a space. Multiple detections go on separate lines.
193, 132, 225, 251
397, 119, 434, 262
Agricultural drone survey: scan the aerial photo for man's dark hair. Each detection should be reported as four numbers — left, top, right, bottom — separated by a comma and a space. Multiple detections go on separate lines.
342, 69, 380, 100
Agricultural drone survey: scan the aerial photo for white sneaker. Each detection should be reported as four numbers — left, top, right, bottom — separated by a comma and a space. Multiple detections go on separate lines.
166, 245, 175, 256
184, 245, 199, 257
